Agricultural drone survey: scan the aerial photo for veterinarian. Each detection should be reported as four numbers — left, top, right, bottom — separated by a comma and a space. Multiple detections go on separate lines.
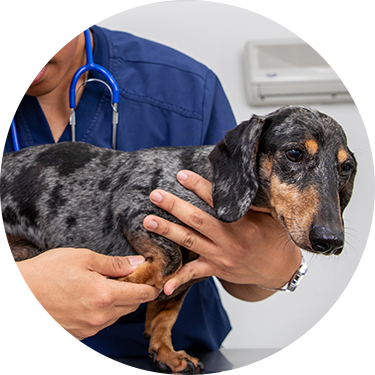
6, 27, 301, 356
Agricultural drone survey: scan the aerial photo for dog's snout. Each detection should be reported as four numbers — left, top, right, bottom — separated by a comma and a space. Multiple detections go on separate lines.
309, 224, 344, 255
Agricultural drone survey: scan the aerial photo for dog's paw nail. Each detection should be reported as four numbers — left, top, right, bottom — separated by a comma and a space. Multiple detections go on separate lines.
184, 360, 195, 373
198, 360, 204, 371
155, 360, 172, 373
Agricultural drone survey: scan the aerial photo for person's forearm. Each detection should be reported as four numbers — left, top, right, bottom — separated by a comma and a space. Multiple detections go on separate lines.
219, 280, 276, 301
219, 247, 302, 302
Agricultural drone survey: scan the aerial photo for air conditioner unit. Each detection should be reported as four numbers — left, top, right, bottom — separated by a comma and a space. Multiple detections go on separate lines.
244, 39, 352, 106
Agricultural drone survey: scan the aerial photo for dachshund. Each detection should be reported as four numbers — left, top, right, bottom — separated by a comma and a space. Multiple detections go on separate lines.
0, 105, 357, 373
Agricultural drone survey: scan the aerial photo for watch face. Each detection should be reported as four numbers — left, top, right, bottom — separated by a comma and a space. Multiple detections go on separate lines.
257, 256, 308, 292
286, 258, 308, 292
300, 259, 309, 275
288, 274, 303, 292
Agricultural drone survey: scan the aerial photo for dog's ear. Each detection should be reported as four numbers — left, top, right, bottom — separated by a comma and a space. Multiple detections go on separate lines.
340, 157, 357, 214
208, 114, 267, 222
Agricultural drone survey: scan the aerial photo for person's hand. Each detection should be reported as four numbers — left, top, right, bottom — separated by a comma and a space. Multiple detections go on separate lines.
17, 248, 161, 340
143, 171, 301, 301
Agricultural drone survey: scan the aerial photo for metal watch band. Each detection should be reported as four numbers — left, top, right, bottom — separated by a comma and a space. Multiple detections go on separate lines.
257, 252, 308, 293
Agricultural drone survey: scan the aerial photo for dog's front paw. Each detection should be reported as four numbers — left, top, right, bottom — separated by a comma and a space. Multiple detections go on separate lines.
150, 348, 204, 374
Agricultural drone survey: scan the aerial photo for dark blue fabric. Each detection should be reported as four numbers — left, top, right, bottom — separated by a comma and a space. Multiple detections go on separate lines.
84, 279, 231, 357
5, 26, 236, 356
5, 26, 235, 153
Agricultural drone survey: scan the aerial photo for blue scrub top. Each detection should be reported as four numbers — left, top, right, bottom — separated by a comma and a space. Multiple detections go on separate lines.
5, 26, 236, 357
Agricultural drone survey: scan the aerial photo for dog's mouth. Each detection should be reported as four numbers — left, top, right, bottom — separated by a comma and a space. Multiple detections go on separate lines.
304, 245, 343, 256
269, 209, 345, 256
288, 232, 344, 256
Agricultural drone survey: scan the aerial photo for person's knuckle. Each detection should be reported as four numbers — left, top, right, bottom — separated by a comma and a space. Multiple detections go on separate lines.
238, 244, 248, 258
178, 264, 197, 282
181, 232, 195, 249
190, 211, 204, 228
111, 256, 124, 274
95, 290, 114, 308
187, 267, 197, 280
138, 290, 152, 303
159, 223, 171, 237
85, 312, 108, 328
231, 242, 249, 259
165, 195, 176, 212
221, 257, 237, 270
190, 175, 200, 189
95, 314, 108, 327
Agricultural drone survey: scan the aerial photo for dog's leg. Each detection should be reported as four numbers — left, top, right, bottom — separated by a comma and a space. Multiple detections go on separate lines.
116, 233, 183, 289
115, 232, 203, 372
6, 233, 39, 261
145, 291, 204, 374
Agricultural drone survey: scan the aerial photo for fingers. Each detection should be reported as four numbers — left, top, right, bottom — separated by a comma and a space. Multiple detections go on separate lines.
147, 189, 222, 243
177, 170, 214, 208
66, 280, 160, 340
88, 251, 146, 278
108, 277, 161, 306
143, 214, 217, 258
163, 258, 214, 295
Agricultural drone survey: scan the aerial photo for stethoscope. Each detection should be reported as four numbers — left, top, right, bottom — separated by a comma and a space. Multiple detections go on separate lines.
10, 29, 120, 152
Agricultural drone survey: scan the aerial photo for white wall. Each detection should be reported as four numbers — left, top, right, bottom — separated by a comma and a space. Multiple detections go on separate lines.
98, 1, 374, 350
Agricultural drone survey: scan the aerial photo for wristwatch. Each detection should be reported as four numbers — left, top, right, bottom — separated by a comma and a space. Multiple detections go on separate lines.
257, 252, 308, 293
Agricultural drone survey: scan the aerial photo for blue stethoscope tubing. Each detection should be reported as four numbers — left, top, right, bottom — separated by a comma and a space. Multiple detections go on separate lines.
10, 118, 20, 152
10, 29, 120, 152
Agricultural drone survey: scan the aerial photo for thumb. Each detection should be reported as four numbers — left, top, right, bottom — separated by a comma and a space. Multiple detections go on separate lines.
164, 258, 213, 295
88, 253, 145, 278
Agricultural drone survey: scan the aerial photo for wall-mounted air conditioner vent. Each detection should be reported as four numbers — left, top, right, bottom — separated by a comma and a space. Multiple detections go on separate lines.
244, 39, 352, 106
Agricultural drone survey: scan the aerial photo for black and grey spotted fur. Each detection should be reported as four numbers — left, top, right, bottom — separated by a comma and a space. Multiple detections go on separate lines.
0, 105, 357, 373
1, 105, 356, 266
1, 142, 211, 266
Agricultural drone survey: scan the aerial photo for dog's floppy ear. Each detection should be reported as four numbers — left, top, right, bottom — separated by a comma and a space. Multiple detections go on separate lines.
208, 114, 267, 223
340, 156, 357, 214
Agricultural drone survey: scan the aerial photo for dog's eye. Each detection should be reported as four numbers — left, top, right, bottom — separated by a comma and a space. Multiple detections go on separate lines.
340, 163, 352, 176
285, 149, 303, 163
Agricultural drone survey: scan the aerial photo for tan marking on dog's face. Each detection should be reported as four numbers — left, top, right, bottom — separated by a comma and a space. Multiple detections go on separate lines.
338, 148, 349, 164
305, 139, 319, 155
258, 154, 273, 181
270, 175, 319, 250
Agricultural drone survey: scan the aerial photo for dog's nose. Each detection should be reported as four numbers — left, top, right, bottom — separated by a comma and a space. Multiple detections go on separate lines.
309, 224, 344, 255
